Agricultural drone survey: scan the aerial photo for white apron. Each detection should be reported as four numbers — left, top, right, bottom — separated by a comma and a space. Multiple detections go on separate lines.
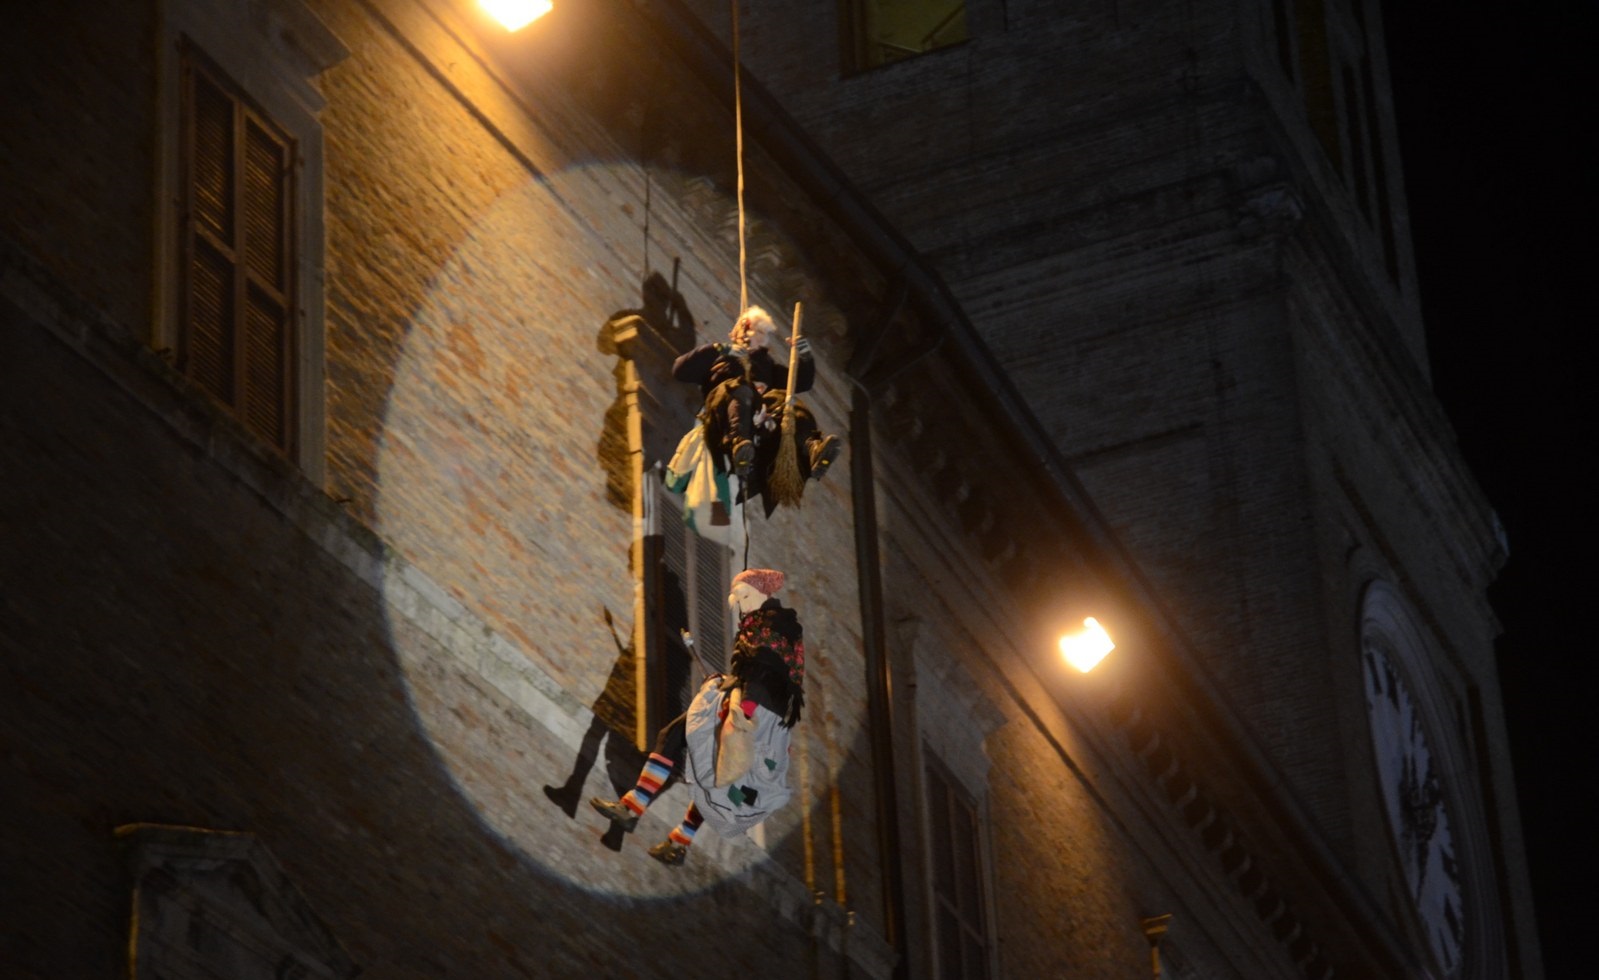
681, 676, 793, 836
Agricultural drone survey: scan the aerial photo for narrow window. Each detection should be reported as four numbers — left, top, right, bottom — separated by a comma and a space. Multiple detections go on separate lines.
1343, 64, 1372, 216
927, 755, 990, 979
1271, 0, 1296, 81
623, 288, 736, 740
648, 467, 731, 725
1360, 55, 1401, 281
1295, 0, 1341, 172
843, 0, 969, 72
178, 45, 298, 455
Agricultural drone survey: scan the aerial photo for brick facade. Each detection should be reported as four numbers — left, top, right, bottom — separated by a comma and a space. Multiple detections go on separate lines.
1, 0, 1538, 978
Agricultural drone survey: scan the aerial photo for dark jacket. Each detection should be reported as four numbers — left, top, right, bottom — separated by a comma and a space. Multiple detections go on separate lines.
727, 599, 805, 727
673, 342, 815, 397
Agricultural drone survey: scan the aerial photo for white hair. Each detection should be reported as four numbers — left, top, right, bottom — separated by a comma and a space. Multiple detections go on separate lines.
731, 306, 776, 348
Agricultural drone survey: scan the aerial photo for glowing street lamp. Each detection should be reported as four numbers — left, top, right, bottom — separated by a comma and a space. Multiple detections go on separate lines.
480, 0, 551, 31
1059, 617, 1115, 673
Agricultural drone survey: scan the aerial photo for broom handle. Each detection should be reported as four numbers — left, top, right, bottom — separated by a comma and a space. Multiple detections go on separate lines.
767, 302, 806, 503
784, 302, 803, 417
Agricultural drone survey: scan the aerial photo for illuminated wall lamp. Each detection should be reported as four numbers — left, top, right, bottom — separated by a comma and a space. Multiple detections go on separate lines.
481, 0, 551, 31
1059, 616, 1115, 673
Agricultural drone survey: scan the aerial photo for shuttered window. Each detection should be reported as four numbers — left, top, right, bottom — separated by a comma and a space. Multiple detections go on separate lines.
179, 45, 298, 455
650, 470, 731, 718
927, 756, 990, 980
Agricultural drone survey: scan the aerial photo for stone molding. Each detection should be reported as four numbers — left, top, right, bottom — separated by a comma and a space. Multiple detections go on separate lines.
118, 823, 358, 980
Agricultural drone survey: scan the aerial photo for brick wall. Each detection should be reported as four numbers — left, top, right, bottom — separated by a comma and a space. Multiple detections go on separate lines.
0, 3, 154, 335
2, 0, 1532, 977
1, 0, 892, 972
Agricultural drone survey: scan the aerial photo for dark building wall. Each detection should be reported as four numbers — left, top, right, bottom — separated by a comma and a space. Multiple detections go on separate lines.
692, 0, 1361, 820
0, 4, 155, 336
1286, 233, 1531, 972
869, 492, 1308, 979
674, 0, 1540, 976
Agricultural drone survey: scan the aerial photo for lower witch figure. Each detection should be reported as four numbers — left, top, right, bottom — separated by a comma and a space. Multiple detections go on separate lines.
591, 567, 805, 866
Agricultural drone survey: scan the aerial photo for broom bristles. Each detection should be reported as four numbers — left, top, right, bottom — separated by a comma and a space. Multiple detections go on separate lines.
768, 411, 806, 506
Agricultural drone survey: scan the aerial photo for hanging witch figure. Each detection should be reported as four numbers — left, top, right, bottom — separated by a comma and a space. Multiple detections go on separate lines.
666, 306, 840, 529
590, 567, 806, 865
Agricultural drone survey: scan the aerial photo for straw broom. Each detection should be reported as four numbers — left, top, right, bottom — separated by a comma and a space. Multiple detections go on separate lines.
766, 301, 806, 506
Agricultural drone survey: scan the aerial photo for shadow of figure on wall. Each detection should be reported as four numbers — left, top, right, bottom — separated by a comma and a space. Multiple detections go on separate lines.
568, 269, 701, 849
594, 267, 697, 511
541, 594, 697, 849
542, 607, 646, 851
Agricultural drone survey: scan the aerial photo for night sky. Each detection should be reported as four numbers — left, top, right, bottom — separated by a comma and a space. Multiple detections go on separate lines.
1384, 1, 1595, 974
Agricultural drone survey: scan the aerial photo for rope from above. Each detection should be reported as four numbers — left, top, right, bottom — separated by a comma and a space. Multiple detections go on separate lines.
732, 0, 748, 313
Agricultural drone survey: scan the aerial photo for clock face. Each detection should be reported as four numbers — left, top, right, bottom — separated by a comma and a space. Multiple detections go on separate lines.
1363, 637, 1465, 975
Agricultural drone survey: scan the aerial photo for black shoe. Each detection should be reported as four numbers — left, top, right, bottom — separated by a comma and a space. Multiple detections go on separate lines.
589, 797, 639, 833
543, 784, 579, 818
648, 840, 687, 866
808, 435, 840, 480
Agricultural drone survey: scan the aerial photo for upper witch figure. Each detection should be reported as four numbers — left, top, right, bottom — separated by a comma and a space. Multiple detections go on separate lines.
670, 306, 839, 512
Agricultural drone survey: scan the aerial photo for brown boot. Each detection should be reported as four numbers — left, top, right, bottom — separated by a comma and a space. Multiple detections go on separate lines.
808, 434, 840, 481
730, 438, 756, 476
648, 840, 687, 866
589, 797, 639, 833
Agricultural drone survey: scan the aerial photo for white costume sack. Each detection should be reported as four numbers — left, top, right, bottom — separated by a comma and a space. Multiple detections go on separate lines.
681, 676, 793, 837
665, 426, 745, 551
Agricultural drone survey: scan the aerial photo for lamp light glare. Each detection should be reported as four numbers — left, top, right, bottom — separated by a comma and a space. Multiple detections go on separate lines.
481, 0, 551, 31
1060, 617, 1115, 673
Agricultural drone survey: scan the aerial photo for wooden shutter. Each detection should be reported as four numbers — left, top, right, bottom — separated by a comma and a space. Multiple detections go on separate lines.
185, 66, 235, 405
652, 474, 697, 717
648, 471, 732, 716
691, 531, 728, 674
179, 45, 297, 455
241, 114, 293, 447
